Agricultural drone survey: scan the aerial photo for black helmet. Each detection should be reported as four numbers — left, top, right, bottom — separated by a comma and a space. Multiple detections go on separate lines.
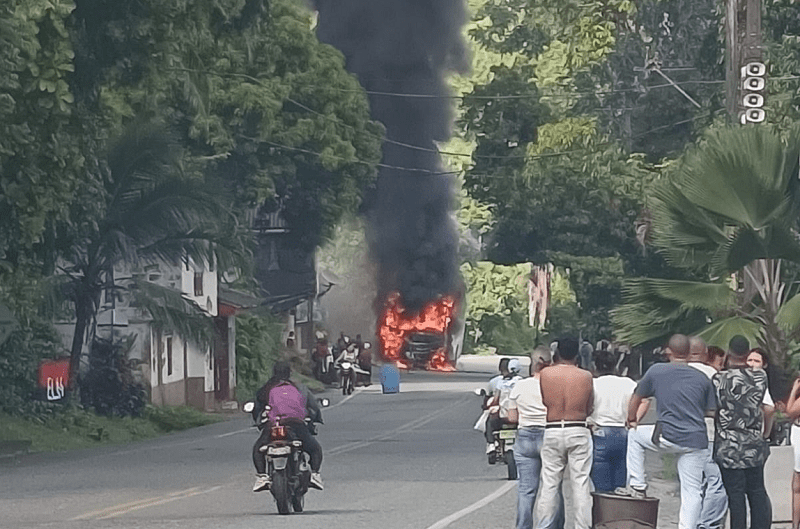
272, 361, 291, 380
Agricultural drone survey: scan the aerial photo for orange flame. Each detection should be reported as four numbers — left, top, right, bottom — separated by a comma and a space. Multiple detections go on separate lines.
427, 348, 456, 371
377, 292, 456, 371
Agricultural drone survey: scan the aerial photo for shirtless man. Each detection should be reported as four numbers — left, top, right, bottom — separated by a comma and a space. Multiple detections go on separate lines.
535, 337, 594, 529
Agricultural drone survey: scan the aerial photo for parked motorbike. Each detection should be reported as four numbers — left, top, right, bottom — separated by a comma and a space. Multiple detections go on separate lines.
243, 398, 329, 515
474, 388, 518, 480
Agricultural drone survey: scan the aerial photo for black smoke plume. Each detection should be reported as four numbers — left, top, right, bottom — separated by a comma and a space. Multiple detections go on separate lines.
313, 0, 469, 313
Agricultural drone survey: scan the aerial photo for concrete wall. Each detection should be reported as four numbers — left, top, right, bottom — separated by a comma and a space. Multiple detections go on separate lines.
181, 261, 217, 317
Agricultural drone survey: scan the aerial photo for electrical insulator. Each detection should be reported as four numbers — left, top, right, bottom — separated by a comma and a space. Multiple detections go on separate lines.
743, 93, 764, 108
740, 61, 767, 124
739, 108, 766, 124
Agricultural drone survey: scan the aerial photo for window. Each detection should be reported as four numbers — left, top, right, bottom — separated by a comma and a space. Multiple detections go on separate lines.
194, 272, 203, 296
166, 337, 173, 376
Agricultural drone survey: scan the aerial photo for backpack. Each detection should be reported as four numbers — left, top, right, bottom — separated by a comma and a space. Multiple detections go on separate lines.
267, 381, 307, 423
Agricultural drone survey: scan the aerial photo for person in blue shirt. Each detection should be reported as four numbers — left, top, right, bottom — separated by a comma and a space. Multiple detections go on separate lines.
621, 334, 716, 529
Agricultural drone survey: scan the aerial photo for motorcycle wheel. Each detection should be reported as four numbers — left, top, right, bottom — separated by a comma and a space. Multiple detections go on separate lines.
271, 470, 291, 515
291, 491, 305, 513
347, 377, 354, 395
341, 378, 347, 395
504, 449, 517, 480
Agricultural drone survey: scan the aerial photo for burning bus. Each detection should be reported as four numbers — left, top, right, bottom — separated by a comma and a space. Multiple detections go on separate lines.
376, 292, 465, 371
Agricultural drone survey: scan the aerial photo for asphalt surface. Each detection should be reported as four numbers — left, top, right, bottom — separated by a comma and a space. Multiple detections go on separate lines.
0, 370, 522, 529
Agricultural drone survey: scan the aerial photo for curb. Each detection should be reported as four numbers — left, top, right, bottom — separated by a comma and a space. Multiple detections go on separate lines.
0, 440, 31, 459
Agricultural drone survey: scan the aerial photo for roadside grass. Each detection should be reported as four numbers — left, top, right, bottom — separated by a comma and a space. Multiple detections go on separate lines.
0, 406, 222, 454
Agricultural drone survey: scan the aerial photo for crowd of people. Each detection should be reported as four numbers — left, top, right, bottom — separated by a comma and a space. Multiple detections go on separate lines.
491, 334, 800, 529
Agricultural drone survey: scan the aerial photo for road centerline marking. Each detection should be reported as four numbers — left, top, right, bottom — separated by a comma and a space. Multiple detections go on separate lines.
70, 487, 201, 520
424, 481, 516, 529
96, 486, 221, 519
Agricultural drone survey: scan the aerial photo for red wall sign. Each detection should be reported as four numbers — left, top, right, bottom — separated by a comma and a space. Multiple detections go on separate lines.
38, 359, 70, 401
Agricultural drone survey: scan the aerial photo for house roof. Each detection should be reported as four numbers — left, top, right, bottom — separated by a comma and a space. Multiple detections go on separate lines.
218, 286, 262, 310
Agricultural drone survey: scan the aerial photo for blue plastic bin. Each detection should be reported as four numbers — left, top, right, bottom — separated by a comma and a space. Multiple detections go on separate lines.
380, 364, 400, 394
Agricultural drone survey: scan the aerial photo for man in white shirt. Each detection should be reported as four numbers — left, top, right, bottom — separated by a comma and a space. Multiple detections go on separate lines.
589, 348, 638, 492
688, 336, 728, 529
483, 358, 511, 453
508, 347, 565, 529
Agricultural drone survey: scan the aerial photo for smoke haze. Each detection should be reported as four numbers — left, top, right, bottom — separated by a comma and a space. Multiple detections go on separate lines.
313, 0, 469, 312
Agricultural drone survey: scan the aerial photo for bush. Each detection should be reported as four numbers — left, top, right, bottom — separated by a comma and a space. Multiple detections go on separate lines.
79, 337, 146, 417
0, 321, 65, 417
0, 268, 69, 419
236, 312, 285, 398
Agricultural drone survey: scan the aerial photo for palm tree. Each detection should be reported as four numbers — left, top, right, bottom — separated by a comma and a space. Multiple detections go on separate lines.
613, 126, 800, 369
60, 122, 250, 388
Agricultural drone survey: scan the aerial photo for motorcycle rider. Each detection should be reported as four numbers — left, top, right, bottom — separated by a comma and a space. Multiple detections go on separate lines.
357, 341, 373, 386
486, 358, 524, 458
252, 361, 324, 492
482, 358, 511, 452
312, 331, 333, 381
335, 341, 363, 388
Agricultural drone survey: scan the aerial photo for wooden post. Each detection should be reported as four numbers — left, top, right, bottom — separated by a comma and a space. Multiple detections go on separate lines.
727, 0, 764, 123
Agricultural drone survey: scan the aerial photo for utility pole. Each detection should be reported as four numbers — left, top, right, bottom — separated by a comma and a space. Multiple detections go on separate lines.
726, 0, 766, 124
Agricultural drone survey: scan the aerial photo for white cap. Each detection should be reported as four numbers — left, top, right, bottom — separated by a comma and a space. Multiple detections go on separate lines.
508, 358, 521, 374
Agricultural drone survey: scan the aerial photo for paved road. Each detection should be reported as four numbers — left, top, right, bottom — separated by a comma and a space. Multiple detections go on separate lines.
0, 370, 520, 529
2, 366, 794, 529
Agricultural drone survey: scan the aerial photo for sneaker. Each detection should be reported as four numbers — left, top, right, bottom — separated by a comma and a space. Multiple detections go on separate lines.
486, 443, 495, 455
309, 472, 324, 490
613, 486, 646, 499
253, 474, 270, 492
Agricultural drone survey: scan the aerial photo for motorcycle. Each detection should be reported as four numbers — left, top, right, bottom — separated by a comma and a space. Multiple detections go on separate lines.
338, 360, 356, 395
474, 388, 518, 480
243, 398, 329, 515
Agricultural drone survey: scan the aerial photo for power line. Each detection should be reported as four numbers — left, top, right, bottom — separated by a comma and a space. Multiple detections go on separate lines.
260, 140, 459, 175
316, 79, 728, 100
260, 110, 720, 177
164, 67, 764, 170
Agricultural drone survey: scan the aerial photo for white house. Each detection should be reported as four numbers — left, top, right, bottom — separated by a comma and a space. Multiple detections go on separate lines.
55, 258, 257, 411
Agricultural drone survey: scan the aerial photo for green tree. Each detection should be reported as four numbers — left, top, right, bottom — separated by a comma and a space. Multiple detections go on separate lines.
74, 0, 382, 249
454, 0, 684, 341
60, 123, 249, 387
0, 0, 87, 266
236, 311, 284, 399
460, 261, 538, 354
613, 126, 800, 370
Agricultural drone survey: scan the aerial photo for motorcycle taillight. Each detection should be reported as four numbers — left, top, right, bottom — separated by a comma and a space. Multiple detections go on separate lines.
271, 425, 286, 439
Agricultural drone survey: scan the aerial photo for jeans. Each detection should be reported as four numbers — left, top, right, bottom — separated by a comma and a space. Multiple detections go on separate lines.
592, 426, 628, 492
699, 442, 728, 529
536, 427, 593, 529
514, 427, 565, 529
719, 465, 772, 529
252, 420, 323, 474
627, 425, 708, 529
